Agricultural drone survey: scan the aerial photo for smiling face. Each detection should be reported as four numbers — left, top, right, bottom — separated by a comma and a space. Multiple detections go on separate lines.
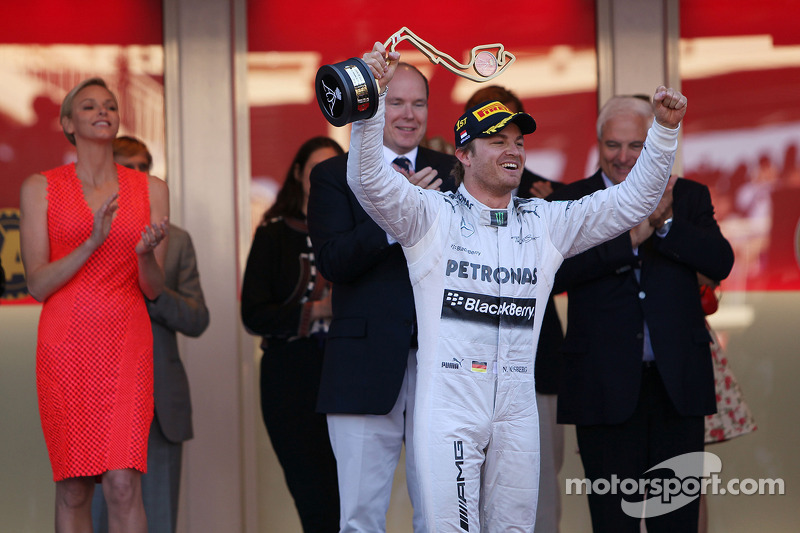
459, 122, 525, 204
383, 66, 428, 155
62, 84, 120, 145
598, 112, 649, 185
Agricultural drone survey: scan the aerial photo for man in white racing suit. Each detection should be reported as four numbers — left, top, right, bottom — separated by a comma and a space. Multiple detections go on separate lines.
349, 43, 688, 532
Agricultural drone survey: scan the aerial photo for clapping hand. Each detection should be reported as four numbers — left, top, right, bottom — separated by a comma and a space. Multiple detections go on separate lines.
393, 163, 443, 191
529, 180, 554, 199
88, 193, 119, 250
135, 217, 169, 255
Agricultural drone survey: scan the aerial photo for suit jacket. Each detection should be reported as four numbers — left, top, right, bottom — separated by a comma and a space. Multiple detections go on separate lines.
308, 147, 456, 415
146, 224, 210, 442
549, 172, 733, 425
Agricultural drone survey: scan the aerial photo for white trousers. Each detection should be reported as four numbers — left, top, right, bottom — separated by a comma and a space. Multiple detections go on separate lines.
415, 356, 541, 533
327, 350, 421, 533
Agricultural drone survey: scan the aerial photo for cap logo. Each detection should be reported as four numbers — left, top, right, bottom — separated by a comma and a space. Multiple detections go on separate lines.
473, 102, 510, 121
456, 117, 468, 130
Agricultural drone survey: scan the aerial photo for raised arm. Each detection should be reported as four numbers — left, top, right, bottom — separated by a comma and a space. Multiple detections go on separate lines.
344, 42, 442, 248
547, 87, 688, 259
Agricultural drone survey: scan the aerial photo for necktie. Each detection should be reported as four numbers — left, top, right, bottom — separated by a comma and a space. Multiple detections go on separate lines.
392, 156, 412, 173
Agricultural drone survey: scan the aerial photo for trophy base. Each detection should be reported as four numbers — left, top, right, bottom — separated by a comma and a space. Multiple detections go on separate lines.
315, 57, 380, 127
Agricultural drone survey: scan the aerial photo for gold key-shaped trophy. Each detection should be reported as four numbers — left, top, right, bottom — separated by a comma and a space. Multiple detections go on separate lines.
315, 27, 516, 127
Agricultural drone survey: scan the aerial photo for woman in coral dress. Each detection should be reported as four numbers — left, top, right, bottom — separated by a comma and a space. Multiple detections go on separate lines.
20, 78, 169, 532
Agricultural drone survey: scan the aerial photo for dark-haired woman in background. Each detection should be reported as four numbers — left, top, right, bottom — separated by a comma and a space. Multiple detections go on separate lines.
241, 136, 343, 532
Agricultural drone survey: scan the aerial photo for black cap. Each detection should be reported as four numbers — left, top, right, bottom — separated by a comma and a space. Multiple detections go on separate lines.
454, 100, 536, 148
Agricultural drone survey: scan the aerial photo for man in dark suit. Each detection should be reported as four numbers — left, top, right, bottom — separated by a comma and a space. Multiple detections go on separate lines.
308, 63, 456, 532
93, 138, 210, 533
549, 96, 734, 532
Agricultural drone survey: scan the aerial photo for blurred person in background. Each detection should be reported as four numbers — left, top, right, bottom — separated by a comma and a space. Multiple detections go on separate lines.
242, 136, 344, 532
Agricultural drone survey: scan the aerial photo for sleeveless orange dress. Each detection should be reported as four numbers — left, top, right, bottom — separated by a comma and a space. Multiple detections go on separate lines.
36, 163, 154, 481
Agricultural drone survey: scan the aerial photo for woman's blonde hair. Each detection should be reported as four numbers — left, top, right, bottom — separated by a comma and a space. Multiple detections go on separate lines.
59, 77, 117, 146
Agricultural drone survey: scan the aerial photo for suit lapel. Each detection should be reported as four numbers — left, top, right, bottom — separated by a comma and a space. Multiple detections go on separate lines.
414, 147, 428, 171
586, 171, 605, 195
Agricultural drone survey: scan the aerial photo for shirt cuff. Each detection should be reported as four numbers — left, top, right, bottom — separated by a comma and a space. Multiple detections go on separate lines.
655, 217, 673, 238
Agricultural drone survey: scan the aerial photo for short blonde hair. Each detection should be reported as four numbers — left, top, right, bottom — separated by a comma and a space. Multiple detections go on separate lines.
60, 77, 117, 146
